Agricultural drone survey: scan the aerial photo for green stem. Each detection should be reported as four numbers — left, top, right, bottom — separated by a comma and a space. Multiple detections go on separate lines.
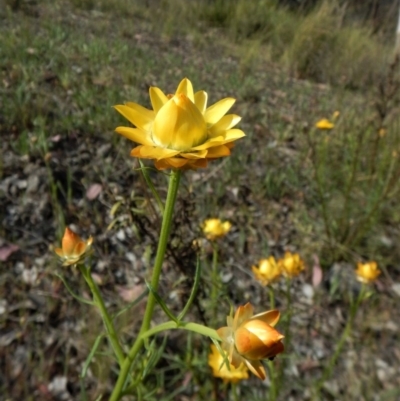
267, 360, 277, 400
313, 285, 364, 399
276, 278, 292, 396
211, 243, 219, 324
109, 170, 181, 401
80, 266, 125, 366
231, 383, 239, 401
268, 286, 275, 309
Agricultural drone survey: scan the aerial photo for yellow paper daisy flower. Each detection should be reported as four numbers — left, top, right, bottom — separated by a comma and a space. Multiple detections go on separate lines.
114, 78, 245, 170
315, 118, 334, 130
355, 261, 381, 284
208, 344, 249, 383
202, 218, 231, 241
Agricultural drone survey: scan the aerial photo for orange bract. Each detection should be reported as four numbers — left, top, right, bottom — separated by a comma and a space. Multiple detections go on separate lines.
217, 303, 284, 380
55, 227, 93, 266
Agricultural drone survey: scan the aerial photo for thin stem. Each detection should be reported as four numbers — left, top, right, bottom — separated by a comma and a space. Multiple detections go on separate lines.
110, 170, 181, 401
313, 285, 365, 399
139, 160, 164, 214
276, 278, 292, 395
268, 286, 275, 309
80, 266, 125, 366
267, 360, 277, 400
211, 242, 219, 324
231, 383, 239, 401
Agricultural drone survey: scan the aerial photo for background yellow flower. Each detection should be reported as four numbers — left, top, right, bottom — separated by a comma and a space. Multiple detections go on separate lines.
278, 251, 305, 278
315, 118, 334, 130
355, 261, 381, 283
252, 256, 281, 286
202, 218, 231, 241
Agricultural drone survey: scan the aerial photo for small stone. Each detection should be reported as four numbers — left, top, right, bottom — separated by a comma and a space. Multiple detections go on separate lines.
27, 175, 40, 193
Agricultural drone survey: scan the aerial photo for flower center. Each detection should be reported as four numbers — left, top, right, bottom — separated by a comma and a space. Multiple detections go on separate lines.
152, 93, 208, 151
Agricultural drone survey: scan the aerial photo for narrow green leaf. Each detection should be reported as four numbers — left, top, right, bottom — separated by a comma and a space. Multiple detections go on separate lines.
113, 288, 149, 319
139, 160, 164, 214
178, 256, 201, 321
55, 273, 94, 306
145, 281, 179, 323
80, 334, 104, 379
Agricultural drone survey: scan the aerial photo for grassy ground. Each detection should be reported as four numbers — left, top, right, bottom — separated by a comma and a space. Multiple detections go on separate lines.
1, 0, 400, 400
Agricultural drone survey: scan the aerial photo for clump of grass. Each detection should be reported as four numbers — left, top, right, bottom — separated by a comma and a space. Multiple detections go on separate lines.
282, 1, 391, 88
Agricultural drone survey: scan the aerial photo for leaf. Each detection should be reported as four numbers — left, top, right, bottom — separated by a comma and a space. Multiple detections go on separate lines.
80, 334, 104, 379
55, 273, 95, 306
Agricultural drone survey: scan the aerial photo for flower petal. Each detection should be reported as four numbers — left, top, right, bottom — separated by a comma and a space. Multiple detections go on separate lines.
206, 145, 231, 158
175, 78, 194, 102
205, 98, 236, 125
180, 150, 208, 159
150, 86, 169, 113
234, 303, 254, 330
250, 310, 280, 327
114, 104, 154, 131
223, 128, 246, 143
54, 248, 64, 258
243, 359, 266, 380
190, 136, 225, 151
155, 157, 189, 170
115, 127, 154, 146
132, 145, 180, 160
194, 90, 208, 114
209, 114, 241, 136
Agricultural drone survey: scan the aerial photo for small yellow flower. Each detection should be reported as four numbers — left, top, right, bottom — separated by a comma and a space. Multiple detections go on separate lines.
378, 128, 386, 138
217, 303, 284, 380
278, 251, 305, 278
355, 261, 381, 284
332, 111, 340, 120
114, 78, 245, 170
208, 344, 249, 383
55, 227, 93, 266
252, 257, 281, 286
202, 218, 231, 241
315, 118, 334, 130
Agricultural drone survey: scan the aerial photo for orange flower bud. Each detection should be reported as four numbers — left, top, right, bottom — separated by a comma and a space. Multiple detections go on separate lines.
217, 303, 284, 380
54, 227, 93, 266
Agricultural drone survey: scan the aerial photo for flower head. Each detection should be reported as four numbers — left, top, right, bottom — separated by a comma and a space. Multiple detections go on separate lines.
208, 344, 249, 383
278, 251, 305, 278
114, 78, 245, 170
55, 227, 93, 266
217, 303, 284, 380
202, 218, 231, 241
355, 261, 381, 284
252, 257, 281, 286
315, 118, 334, 130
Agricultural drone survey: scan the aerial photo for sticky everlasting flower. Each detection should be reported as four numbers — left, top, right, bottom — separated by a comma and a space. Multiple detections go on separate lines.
217, 303, 284, 380
315, 118, 334, 130
202, 218, 231, 241
252, 257, 281, 286
55, 227, 93, 266
278, 251, 305, 278
355, 261, 381, 284
114, 78, 245, 170
208, 344, 249, 383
